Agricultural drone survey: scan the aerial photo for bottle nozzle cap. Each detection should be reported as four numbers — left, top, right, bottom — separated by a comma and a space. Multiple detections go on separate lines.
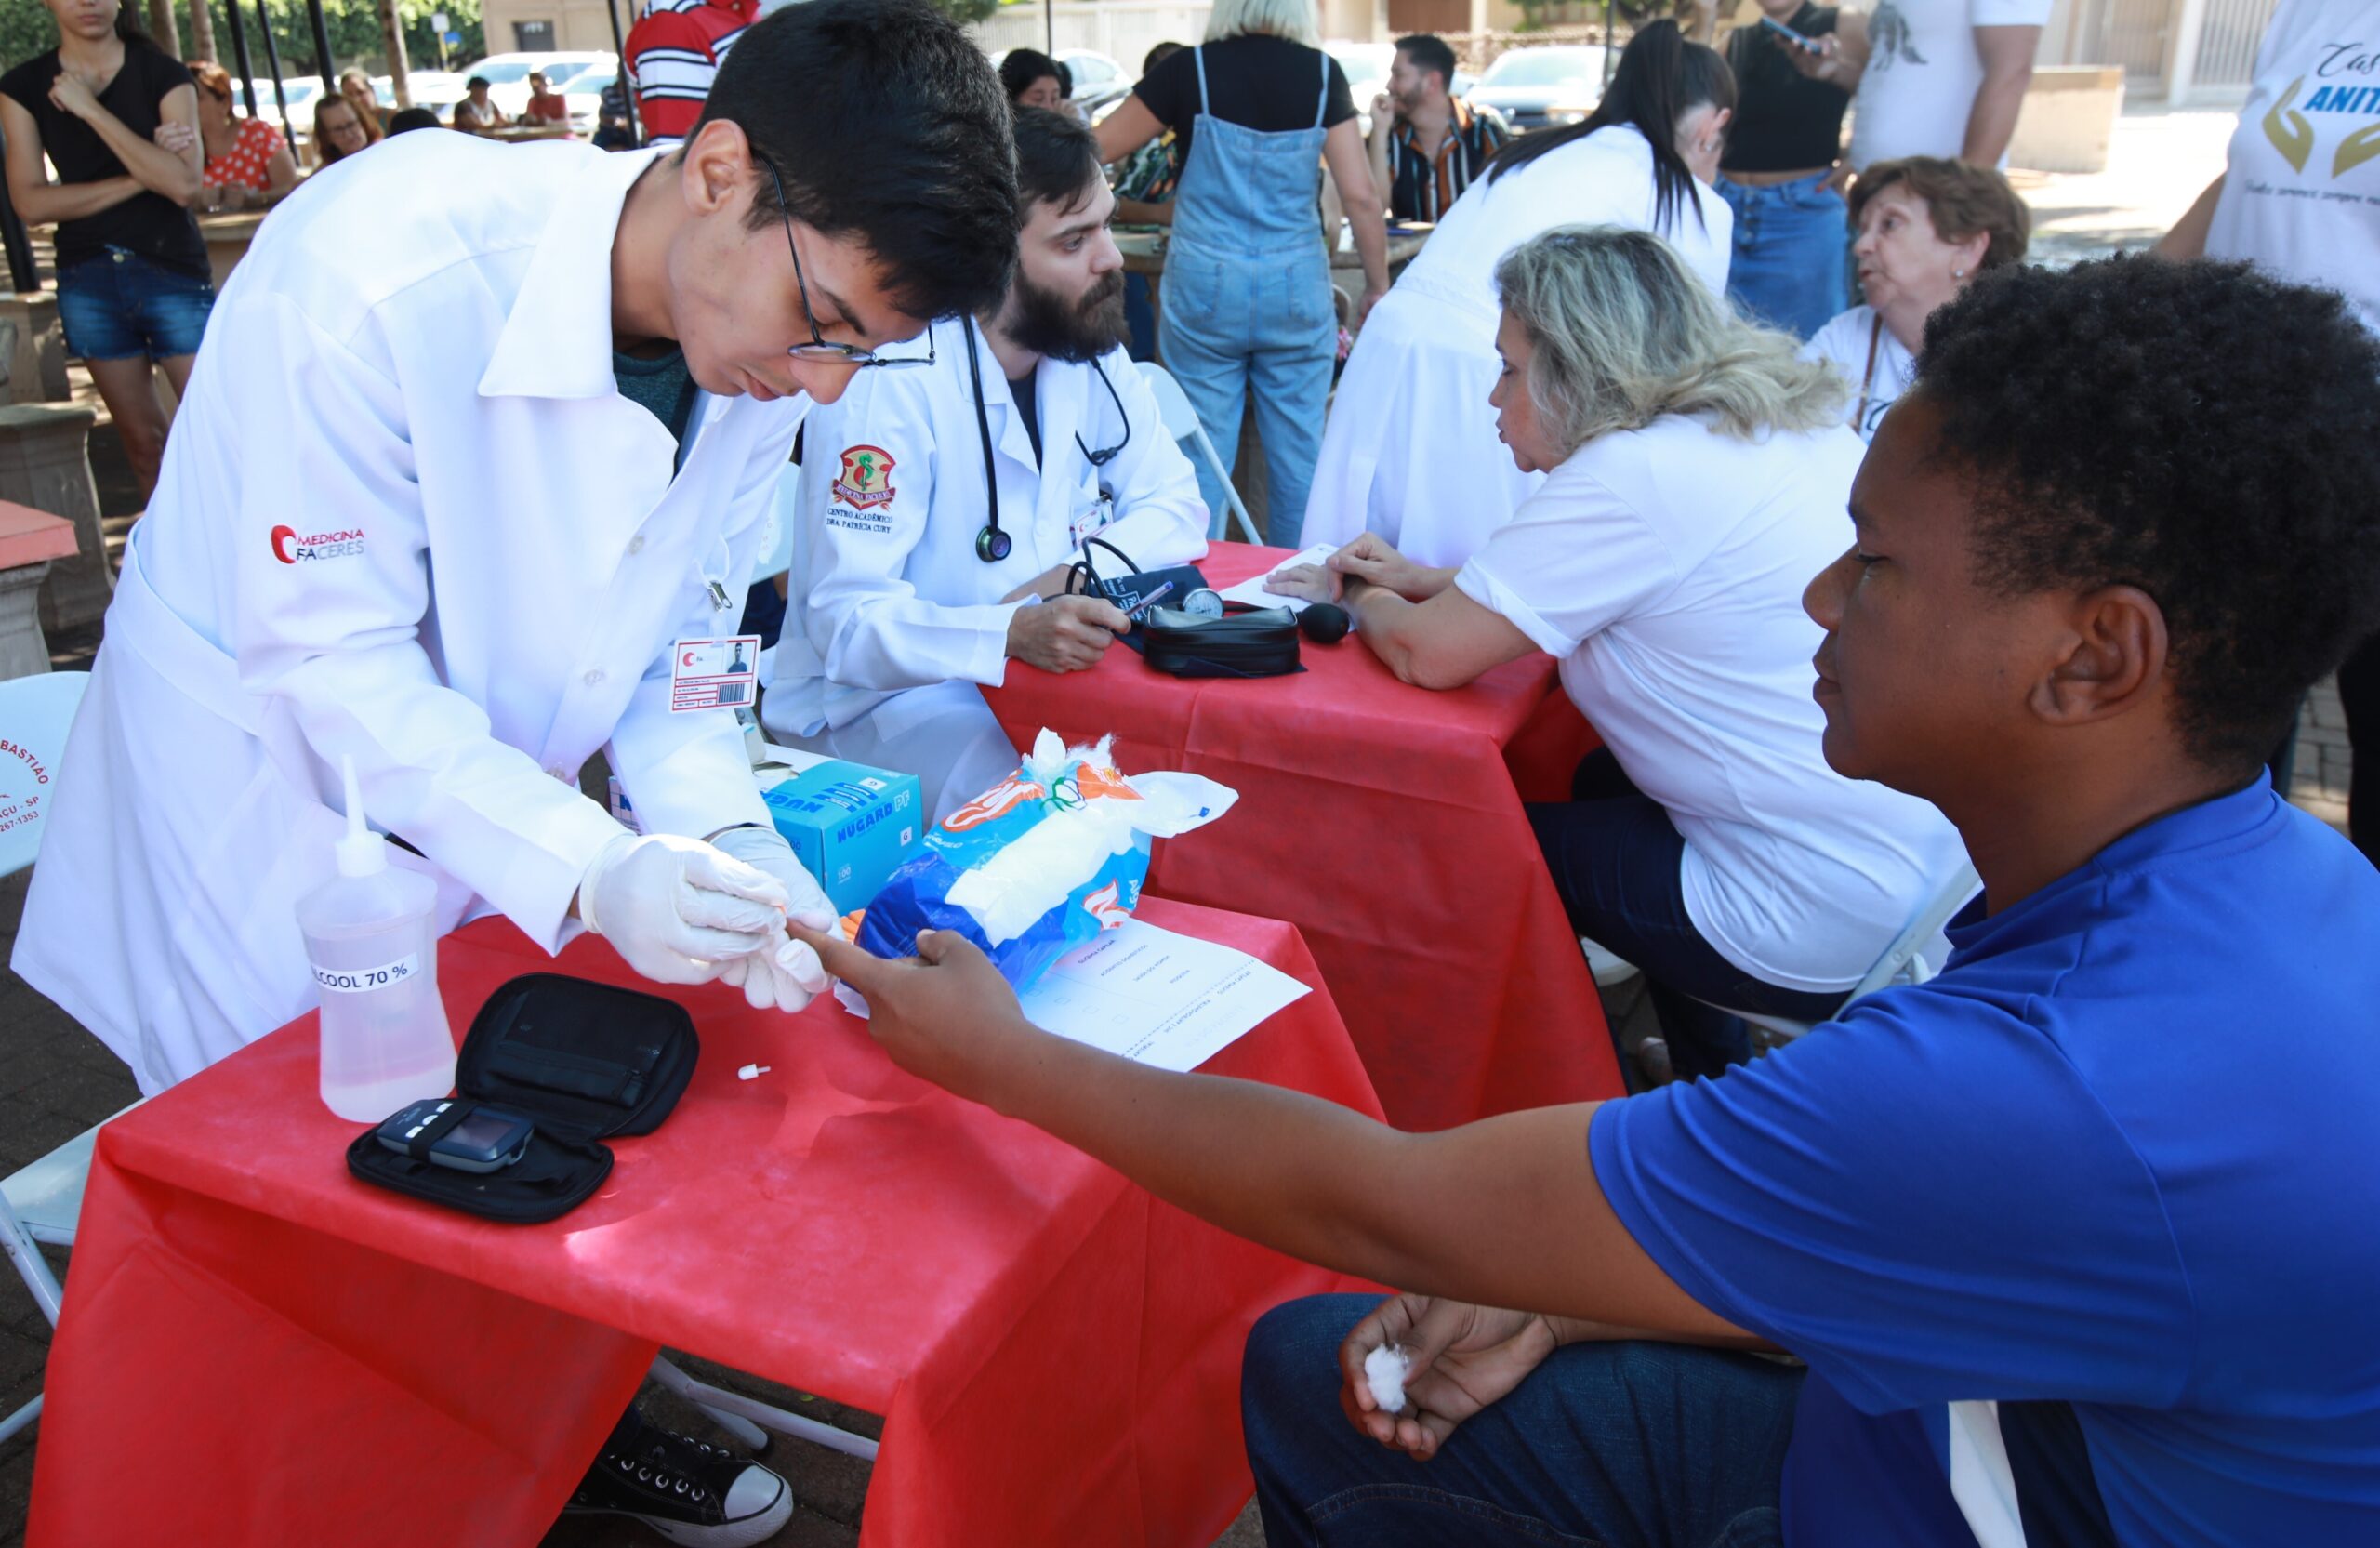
334, 754, 385, 878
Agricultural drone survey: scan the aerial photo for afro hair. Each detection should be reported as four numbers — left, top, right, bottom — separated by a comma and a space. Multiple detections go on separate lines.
1914, 255, 2380, 773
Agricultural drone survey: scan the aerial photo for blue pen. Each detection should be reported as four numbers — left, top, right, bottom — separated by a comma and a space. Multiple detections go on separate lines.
1124, 580, 1176, 621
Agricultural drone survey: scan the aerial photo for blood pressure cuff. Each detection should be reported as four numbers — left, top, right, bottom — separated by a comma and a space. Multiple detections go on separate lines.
345, 973, 699, 1224
1135, 604, 1304, 678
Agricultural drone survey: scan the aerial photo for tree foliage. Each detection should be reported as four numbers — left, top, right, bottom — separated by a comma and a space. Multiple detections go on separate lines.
0, 0, 486, 78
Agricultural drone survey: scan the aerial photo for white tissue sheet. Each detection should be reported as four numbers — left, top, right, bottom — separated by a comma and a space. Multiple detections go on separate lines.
1365, 1343, 1411, 1415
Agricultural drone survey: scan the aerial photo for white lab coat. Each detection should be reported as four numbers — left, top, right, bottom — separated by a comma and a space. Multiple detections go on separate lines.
1304, 126, 1734, 568
760, 316, 1205, 817
14, 133, 802, 1094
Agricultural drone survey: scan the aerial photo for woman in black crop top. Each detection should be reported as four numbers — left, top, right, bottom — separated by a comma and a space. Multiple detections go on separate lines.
1710, 0, 1852, 340
0, 0, 210, 501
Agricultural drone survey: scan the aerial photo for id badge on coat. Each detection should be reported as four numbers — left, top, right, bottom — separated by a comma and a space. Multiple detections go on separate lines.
1071, 483, 1117, 552
670, 636, 760, 712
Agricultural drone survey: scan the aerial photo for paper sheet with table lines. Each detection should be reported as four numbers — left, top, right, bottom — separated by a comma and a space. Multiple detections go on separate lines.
1020, 920, 1310, 1071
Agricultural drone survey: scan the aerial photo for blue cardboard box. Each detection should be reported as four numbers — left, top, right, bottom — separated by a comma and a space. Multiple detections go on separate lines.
753, 746, 925, 916
606, 747, 924, 917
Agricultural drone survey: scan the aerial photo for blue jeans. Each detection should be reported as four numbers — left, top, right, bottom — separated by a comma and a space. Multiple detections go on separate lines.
1245, 1295, 1802, 1547
1529, 750, 1845, 1081
1158, 241, 1335, 549
1714, 175, 1848, 342
55, 246, 215, 361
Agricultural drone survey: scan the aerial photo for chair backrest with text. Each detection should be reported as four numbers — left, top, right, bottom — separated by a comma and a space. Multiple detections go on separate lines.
0, 670, 90, 879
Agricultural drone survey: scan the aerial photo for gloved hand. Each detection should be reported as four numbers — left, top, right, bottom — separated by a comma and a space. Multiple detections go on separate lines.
709, 825, 835, 1012
577, 831, 789, 985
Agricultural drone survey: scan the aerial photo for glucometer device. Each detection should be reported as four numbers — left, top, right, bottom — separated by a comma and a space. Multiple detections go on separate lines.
375, 1097, 536, 1174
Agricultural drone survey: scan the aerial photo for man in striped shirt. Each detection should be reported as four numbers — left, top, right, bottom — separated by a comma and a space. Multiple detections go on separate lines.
624, 0, 759, 145
1365, 33, 1508, 223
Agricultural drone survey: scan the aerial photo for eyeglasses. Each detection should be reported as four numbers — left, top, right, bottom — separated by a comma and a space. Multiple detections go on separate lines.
760, 157, 933, 371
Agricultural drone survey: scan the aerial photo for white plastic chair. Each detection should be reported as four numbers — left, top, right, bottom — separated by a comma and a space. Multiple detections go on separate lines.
0, 671, 89, 877
0, 669, 145, 1447
1584, 857, 1985, 1053
1137, 361, 1263, 545
1726, 859, 1983, 1048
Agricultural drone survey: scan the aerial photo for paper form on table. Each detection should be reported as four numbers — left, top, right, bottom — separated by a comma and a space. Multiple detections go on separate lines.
836, 918, 1308, 1073
1216, 543, 1340, 615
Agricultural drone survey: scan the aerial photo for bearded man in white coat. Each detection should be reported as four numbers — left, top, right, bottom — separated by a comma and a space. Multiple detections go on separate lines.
762, 107, 1208, 820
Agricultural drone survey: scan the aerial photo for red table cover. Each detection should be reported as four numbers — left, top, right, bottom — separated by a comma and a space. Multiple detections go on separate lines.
30, 901, 1383, 1548
984, 541, 1620, 1130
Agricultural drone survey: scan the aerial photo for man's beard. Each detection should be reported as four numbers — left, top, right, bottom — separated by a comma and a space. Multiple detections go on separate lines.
1005, 269, 1130, 364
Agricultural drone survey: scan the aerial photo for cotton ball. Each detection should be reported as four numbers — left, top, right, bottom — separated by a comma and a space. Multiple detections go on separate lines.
1364, 1343, 1411, 1416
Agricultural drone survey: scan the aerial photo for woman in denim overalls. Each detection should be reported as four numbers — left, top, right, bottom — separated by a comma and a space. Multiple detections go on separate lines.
1098, 0, 1389, 548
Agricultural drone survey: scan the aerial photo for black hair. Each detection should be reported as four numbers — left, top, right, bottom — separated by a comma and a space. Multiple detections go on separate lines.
1916, 256, 2380, 773
1143, 40, 1183, 74
1485, 20, 1732, 234
700, 0, 1019, 324
999, 47, 1062, 102
388, 106, 442, 134
108, 5, 159, 49
466, 75, 491, 90
1012, 106, 1101, 220
1395, 33, 1457, 90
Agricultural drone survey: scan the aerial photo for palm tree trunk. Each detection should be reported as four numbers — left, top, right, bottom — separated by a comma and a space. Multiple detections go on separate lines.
145, 0, 184, 55
188, 0, 218, 61
378, 0, 413, 107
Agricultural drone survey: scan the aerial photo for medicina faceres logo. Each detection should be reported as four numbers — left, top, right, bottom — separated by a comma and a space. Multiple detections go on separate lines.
271, 523, 367, 563
2263, 39, 2380, 177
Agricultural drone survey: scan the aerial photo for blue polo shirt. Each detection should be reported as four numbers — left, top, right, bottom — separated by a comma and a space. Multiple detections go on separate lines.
1592, 776, 2380, 1546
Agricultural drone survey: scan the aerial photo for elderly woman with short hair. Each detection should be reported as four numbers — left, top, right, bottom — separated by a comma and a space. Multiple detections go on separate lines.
1804, 155, 2030, 440
1270, 224, 1966, 1079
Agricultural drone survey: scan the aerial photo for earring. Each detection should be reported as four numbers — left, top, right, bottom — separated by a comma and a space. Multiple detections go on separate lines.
1953, 267, 1966, 278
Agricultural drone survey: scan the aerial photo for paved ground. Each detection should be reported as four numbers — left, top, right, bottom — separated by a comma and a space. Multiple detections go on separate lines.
0, 104, 2308, 1547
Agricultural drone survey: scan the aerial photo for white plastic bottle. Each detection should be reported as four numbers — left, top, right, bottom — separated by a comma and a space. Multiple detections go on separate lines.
298, 756, 456, 1120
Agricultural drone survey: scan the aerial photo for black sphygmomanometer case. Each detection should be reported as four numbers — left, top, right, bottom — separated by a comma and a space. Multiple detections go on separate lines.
346, 973, 698, 1223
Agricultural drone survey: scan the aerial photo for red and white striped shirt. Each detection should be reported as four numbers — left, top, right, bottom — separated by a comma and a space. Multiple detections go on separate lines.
624, 0, 759, 146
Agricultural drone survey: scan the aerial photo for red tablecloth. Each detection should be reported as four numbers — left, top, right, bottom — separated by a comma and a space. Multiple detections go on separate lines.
985, 541, 1620, 1129
30, 901, 1382, 1548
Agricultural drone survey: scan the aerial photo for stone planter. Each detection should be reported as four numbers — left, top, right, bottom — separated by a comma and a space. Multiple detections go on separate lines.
0, 404, 112, 633
0, 500, 80, 679
0, 293, 72, 404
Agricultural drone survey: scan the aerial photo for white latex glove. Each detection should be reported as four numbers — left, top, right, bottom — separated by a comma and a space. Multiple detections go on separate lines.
709, 825, 835, 1012
577, 831, 788, 985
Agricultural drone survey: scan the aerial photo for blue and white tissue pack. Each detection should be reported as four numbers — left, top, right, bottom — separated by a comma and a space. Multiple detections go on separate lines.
852, 729, 1236, 991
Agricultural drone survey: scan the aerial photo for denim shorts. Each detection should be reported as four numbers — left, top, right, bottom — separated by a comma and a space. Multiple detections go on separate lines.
55, 246, 216, 362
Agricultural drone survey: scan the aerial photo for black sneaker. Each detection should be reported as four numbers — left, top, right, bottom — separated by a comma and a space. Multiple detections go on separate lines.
564, 1405, 793, 1547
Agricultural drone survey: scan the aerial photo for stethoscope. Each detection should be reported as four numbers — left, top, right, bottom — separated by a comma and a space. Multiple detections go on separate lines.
963, 319, 1131, 563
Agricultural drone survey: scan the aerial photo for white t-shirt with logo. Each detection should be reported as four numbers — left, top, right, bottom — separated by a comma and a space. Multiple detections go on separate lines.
2205, 0, 2380, 337
1801, 305, 1917, 441
1454, 415, 1966, 992
1846, 0, 2056, 170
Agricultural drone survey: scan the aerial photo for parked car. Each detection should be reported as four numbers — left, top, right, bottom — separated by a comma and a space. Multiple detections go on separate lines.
1467, 44, 1607, 132
1054, 48, 1130, 120
376, 70, 468, 119
463, 50, 619, 123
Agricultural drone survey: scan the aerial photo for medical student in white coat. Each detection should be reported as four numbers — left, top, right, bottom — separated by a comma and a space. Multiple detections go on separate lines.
763, 109, 1207, 820
1302, 21, 1734, 569
13, 4, 1017, 1092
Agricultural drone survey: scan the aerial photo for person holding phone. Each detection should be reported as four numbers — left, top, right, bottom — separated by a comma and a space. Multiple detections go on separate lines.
1713, 0, 1852, 338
